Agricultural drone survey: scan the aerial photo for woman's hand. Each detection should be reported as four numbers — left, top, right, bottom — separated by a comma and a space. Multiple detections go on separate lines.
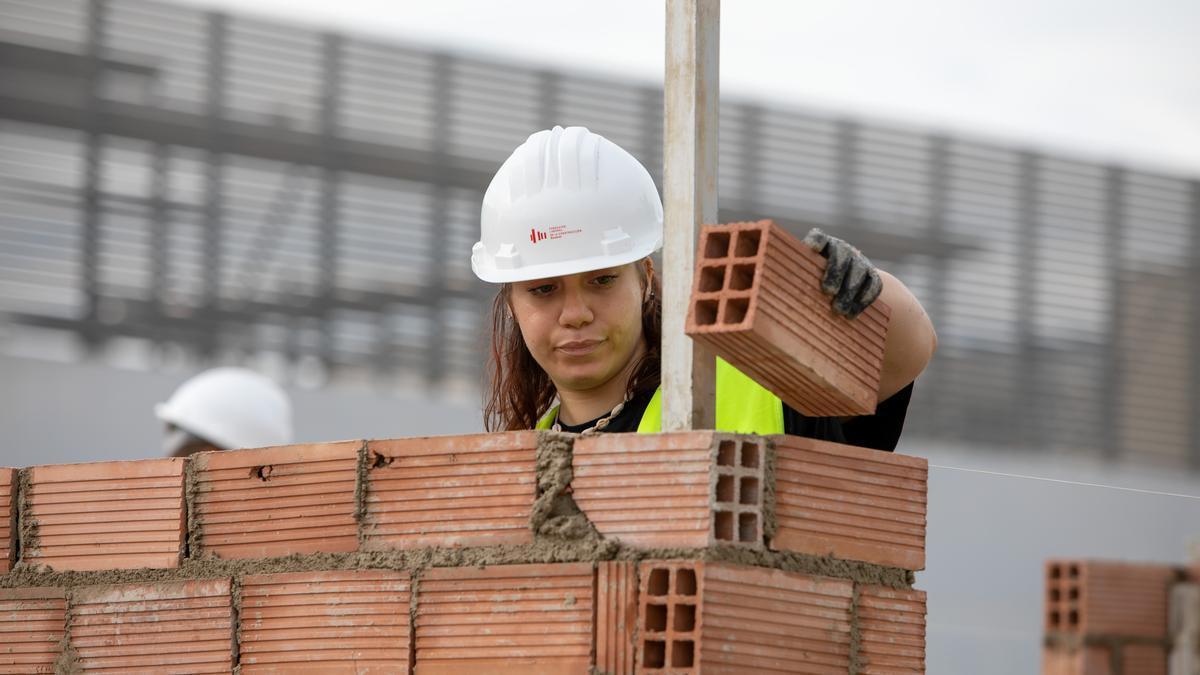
803, 228, 937, 403
802, 228, 883, 318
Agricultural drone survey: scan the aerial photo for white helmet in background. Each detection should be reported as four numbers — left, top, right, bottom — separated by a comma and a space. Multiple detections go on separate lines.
155, 367, 292, 451
471, 125, 664, 283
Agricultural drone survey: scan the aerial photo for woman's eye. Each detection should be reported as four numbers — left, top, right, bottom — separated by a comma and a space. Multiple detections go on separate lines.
593, 275, 617, 286
528, 284, 555, 295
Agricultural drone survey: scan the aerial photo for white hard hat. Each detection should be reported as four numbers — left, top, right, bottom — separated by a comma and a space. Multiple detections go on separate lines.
154, 367, 293, 451
471, 125, 664, 283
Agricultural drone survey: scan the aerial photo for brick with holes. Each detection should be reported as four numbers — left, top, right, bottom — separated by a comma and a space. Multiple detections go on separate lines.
1044, 559, 1176, 640
636, 560, 856, 673
571, 432, 768, 549
685, 220, 890, 417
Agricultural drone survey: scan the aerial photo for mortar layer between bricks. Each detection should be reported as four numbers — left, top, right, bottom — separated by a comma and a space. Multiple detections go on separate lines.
4, 430, 916, 588
15, 467, 37, 557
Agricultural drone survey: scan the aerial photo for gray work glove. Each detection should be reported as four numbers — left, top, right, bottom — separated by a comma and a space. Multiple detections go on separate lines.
802, 228, 883, 319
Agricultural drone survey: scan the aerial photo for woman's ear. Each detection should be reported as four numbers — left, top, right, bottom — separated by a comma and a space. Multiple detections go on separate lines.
641, 258, 656, 303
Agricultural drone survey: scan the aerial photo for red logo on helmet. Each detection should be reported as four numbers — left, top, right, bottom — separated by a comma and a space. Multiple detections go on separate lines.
529, 228, 548, 244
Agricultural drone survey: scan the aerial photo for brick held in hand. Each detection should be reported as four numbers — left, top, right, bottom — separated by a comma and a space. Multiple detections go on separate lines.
191, 442, 360, 559
686, 219, 890, 416
23, 457, 186, 571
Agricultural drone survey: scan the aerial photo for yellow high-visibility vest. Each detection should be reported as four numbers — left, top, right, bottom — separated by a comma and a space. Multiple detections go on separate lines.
535, 359, 784, 435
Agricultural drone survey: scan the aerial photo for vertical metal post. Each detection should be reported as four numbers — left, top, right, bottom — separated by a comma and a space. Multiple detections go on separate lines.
1189, 181, 1200, 469
1169, 583, 1200, 675
1102, 166, 1125, 460
662, 0, 718, 431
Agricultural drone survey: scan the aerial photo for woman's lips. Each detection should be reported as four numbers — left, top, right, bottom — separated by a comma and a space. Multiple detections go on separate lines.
556, 339, 604, 356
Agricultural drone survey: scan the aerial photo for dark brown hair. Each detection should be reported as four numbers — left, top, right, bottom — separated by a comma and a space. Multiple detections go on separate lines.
483, 260, 662, 431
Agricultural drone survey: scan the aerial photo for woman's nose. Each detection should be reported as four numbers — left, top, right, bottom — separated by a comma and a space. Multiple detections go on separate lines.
558, 286, 594, 328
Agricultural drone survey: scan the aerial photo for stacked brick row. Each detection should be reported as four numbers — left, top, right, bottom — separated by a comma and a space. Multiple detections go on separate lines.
1042, 559, 1187, 675
684, 220, 891, 417
0, 431, 928, 573
0, 430, 927, 673
0, 561, 921, 674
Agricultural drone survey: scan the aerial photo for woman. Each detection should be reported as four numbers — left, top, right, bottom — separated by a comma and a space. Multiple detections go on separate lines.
472, 126, 935, 451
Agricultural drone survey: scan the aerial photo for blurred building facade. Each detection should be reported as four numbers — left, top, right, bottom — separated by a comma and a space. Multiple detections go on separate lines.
1, 0, 1199, 469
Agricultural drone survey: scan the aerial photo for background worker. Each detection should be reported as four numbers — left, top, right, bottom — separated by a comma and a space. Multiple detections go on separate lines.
156, 367, 293, 457
473, 126, 936, 450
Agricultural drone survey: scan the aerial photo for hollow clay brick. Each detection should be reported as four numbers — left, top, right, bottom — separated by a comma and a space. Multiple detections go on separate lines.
1042, 643, 1168, 675
68, 578, 234, 673
24, 458, 185, 571
572, 432, 768, 549
685, 220, 891, 417
637, 560, 855, 674
771, 434, 927, 570
364, 432, 537, 551
595, 560, 638, 675
858, 585, 926, 674
1044, 559, 1176, 640
1042, 645, 1108, 675
415, 562, 594, 674
0, 587, 67, 673
191, 442, 360, 559
0, 468, 14, 573
239, 569, 412, 673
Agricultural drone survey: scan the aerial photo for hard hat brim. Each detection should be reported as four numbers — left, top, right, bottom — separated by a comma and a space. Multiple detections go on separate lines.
471, 239, 661, 284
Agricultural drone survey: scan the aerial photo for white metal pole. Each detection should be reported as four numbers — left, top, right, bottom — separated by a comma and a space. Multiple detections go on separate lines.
662, 0, 718, 431
1172, 583, 1200, 675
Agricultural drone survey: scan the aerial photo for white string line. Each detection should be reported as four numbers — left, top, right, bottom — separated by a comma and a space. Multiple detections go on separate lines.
928, 464, 1200, 501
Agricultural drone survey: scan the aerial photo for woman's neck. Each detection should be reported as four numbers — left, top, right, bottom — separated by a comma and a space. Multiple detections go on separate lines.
556, 341, 646, 426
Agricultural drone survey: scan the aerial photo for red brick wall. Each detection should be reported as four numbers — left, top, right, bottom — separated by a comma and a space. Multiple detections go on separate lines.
0, 430, 927, 672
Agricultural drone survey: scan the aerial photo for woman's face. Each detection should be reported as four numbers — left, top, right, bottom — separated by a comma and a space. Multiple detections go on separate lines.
508, 262, 646, 393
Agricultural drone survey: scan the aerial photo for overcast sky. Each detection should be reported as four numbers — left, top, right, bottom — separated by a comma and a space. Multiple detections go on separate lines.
168, 0, 1200, 175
